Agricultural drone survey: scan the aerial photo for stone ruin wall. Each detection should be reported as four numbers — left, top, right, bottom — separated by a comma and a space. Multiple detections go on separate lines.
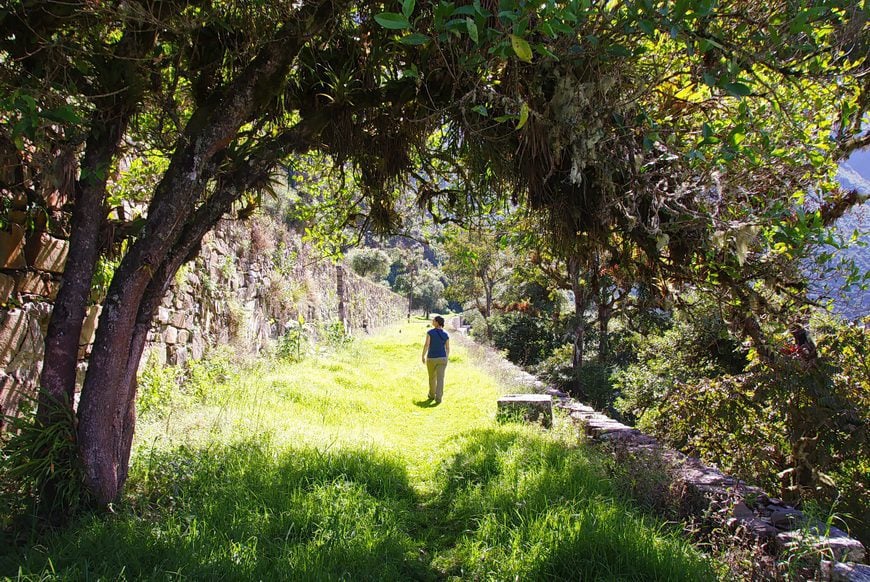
0, 215, 407, 422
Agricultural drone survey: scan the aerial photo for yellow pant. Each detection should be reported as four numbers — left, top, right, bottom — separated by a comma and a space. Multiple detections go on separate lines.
426, 357, 448, 402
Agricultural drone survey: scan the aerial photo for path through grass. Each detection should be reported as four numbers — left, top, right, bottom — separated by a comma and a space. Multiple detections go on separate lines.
1, 319, 719, 580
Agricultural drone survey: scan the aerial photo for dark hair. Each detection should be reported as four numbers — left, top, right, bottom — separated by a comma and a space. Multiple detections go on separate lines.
434, 316, 445, 328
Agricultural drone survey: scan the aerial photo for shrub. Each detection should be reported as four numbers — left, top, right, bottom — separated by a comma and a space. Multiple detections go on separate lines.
613, 306, 869, 545
613, 300, 746, 425
137, 352, 182, 418
489, 312, 562, 367
184, 346, 238, 403
534, 344, 575, 392
275, 316, 314, 362
0, 395, 86, 530
317, 320, 353, 350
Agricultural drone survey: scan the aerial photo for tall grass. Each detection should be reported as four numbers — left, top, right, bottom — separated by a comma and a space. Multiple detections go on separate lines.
1, 318, 719, 580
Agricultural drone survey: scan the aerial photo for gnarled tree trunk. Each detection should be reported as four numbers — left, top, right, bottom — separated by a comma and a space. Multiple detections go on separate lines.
75, 4, 338, 505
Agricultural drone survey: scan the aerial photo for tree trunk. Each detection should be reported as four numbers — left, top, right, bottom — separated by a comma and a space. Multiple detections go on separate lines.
597, 296, 611, 364
481, 272, 494, 340
37, 118, 121, 418
568, 257, 589, 389
76, 112, 320, 505
38, 23, 158, 423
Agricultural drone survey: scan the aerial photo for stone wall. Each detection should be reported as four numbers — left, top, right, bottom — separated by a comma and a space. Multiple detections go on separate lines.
0, 215, 406, 422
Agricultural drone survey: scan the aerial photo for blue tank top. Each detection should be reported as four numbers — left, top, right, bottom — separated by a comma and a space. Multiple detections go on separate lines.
427, 328, 449, 358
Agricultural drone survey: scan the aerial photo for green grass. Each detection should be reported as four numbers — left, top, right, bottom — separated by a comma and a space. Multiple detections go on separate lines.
1, 318, 719, 580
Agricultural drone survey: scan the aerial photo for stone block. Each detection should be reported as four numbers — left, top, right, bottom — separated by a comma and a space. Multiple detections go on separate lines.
170, 310, 192, 329
43, 189, 69, 210
140, 345, 166, 368
497, 394, 553, 428
16, 271, 59, 299
727, 502, 777, 540
0, 373, 29, 427
157, 306, 171, 324
820, 562, 870, 582
25, 232, 69, 273
0, 309, 28, 367
163, 326, 178, 345
0, 273, 14, 304
177, 329, 190, 345
191, 335, 204, 360
79, 305, 101, 345
0, 223, 26, 269
167, 344, 188, 366
769, 508, 804, 530
776, 527, 865, 563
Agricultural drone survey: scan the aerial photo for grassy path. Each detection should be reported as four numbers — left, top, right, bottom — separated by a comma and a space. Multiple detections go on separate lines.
2, 319, 719, 581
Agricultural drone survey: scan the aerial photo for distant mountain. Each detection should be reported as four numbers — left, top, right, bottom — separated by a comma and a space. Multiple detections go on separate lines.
822, 151, 870, 321
838, 158, 870, 195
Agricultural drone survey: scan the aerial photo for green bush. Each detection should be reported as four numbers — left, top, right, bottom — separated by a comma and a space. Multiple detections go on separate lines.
317, 320, 353, 350
137, 352, 182, 418
137, 347, 241, 417
534, 346, 623, 412
613, 307, 869, 545
184, 346, 238, 403
275, 316, 315, 362
0, 395, 86, 531
534, 344, 575, 391
613, 300, 746, 425
489, 312, 562, 367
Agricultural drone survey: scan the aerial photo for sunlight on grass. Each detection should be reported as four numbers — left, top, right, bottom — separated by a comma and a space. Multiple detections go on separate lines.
1, 318, 720, 581
135, 319, 501, 493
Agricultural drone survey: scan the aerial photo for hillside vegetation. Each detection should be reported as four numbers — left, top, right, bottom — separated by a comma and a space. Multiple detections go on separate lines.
1, 320, 717, 581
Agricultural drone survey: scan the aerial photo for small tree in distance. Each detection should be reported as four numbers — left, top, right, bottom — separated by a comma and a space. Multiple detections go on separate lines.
347, 248, 391, 282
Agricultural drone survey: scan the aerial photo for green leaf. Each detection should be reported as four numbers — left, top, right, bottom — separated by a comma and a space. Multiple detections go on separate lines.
40, 106, 82, 125
453, 5, 477, 16
509, 34, 533, 62
517, 102, 530, 129
730, 130, 746, 146
466, 18, 479, 43
402, 0, 416, 18
539, 21, 555, 38
534, 43, 558, 60
607, 44, 631, 57
374, 12, 411, 29
638, 19, 655, 36
471, 104, 488, 116
723, 82, 751, 97
702, 123, 714, 138
398, 33, 430, 45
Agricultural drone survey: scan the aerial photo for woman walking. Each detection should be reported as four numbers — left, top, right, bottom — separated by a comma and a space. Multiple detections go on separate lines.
422, 316, 450, 404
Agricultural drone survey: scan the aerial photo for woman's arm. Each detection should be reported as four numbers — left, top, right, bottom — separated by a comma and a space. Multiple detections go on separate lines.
445, 339, 450, 359
422, 334, 430, 363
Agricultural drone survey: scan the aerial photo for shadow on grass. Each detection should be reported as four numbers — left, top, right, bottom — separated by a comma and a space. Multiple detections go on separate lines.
422, 427, 718, 581
2, 427, 718, 582
1, 438, 438, 581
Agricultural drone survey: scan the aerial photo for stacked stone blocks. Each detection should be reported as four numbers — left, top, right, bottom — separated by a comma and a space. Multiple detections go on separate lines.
1, 216, 406, 423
